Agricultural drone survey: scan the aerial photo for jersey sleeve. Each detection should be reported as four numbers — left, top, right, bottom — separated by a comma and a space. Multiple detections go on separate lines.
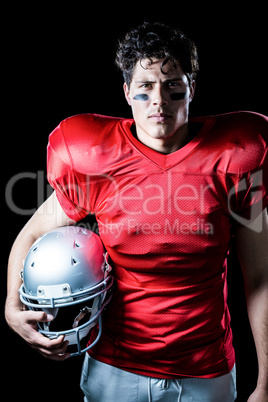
227, 113, 268, 226
47, 121, 91, 221
228, 162, 268, 226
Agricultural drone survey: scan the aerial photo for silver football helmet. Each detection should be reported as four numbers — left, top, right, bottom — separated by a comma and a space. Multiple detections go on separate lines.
19, 226, 113, 356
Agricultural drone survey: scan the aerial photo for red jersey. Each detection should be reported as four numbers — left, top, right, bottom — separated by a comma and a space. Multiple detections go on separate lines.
47, 111, 268, 378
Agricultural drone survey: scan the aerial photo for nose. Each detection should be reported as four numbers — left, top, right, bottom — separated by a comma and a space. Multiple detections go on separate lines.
152, 85, 168, 106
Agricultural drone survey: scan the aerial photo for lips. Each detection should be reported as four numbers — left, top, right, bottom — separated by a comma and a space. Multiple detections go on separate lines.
148, 113, 172, 123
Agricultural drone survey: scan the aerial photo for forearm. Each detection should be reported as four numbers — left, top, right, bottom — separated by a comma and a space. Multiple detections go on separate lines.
4, 193, 75, 361
246, 284, 268, 392
5, 192, 75, 324
6, 224, 38, 315
235, 209, 268, 398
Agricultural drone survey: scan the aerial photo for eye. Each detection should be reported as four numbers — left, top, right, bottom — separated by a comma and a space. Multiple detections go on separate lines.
167, 82, 180, 89
140, 83, 153, 89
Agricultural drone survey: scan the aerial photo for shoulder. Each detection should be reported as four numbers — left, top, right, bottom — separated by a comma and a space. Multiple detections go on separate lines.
214, 111, 267, 138
50, 113, 124, 145
48, 113, 128, 167
192, 112, 268, 174
48, 113, 135, 174
193, 111, 268, 138
62, 113, 123, 131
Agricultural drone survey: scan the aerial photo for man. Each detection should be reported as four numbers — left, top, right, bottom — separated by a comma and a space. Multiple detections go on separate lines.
5, 22, 268, 401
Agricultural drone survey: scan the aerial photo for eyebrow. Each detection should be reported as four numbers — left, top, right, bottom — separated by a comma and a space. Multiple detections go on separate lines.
135, 78, 183, 84
166, 77, 183, 81
135, 80, 155, 84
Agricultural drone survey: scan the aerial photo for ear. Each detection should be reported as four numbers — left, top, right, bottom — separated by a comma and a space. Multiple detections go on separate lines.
189, 80, 196, 103
123, 82, 132, 106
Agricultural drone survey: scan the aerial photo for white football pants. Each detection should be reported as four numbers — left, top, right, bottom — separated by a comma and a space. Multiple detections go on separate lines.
80, 354, 237, 401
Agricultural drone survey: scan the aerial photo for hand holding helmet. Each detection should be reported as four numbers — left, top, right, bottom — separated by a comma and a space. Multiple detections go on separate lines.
19, 226, 113, 358
7, 308, 70, 360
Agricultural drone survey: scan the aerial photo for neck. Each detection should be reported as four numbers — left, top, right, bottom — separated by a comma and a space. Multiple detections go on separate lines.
134, 123, 191, 155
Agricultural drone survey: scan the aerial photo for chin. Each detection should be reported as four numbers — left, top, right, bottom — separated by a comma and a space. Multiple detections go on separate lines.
151, 128, 175, 140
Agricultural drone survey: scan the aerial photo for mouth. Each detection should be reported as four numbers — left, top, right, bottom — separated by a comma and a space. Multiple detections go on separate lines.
148, 113, 172, 123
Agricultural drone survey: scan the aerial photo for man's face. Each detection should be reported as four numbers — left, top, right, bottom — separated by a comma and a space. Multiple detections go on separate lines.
124, 58, 195, 150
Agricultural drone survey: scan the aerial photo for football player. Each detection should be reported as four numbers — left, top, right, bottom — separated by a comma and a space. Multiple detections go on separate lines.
6, 22, 268, 401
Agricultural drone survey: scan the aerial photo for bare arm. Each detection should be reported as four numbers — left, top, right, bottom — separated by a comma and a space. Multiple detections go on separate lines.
5, 191, 77, 361
235, 209, 268, 401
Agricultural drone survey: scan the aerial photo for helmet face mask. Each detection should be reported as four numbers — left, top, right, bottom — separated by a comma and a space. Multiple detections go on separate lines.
19, 226, 113, 356
37, 296, 105, 355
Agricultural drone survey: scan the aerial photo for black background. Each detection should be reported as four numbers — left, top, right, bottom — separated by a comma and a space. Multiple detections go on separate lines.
3, 4, 267, 401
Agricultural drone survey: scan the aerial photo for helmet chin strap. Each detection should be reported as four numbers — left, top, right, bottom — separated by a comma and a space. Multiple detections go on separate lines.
72, 306, 92, 328
72, 297, 99, 329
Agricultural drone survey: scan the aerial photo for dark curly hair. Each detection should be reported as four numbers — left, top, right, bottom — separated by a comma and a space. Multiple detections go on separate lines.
115, 22, 199, 87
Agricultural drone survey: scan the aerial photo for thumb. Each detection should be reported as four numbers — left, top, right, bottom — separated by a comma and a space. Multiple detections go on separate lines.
26, 310, 54, 323
38, 312, 55, 322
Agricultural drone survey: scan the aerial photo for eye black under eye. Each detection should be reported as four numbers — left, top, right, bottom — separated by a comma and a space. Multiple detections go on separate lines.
134, 94, 149, 101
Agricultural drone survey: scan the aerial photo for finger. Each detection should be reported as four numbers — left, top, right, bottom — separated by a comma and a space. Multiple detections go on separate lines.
25, 310, 54, 323
55, 339, 70, 354
35, 340, 71, 361
45, 338, 69, 354
29, 331, 65, 349
51, 353, 71, 361
37, 349, 70, 361
47, 335, 65, 347
37, 340, 69, 355
22, 311, 71, 359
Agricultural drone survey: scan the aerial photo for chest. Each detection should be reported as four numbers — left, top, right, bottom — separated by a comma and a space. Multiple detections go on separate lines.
89, 170, 232, 251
